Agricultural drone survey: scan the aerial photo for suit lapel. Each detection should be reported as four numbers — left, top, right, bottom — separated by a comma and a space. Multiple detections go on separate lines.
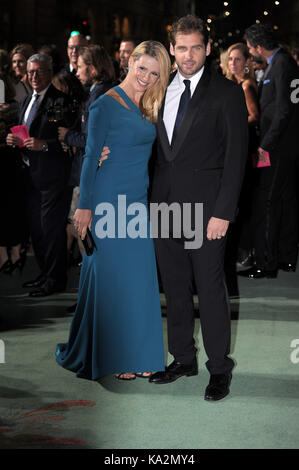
157, 97, 172, 161
170, 67, 211, 161
157, 72, 177, 161
157, 67, 212, 162
19, 94, 32, 124
30, 84, 53, 126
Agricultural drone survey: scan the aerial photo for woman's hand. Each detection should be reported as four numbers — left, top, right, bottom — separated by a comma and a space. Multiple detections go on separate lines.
98, 146, 110, 167
58, 127, 68, 142
73, 209, 92, 240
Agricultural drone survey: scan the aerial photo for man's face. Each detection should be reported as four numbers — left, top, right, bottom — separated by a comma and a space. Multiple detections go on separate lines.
170, 32, 210, 78
76, 55, 92, 85
119, 41, 135, 69
246, 40, 262, 62
27, 61, 52, 93
67, 35, 87, 69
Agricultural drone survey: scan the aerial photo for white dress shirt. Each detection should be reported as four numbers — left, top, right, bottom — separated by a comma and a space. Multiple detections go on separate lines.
163, 66, 205, 144
22, 84, 51, 165
23, 84, 50, 126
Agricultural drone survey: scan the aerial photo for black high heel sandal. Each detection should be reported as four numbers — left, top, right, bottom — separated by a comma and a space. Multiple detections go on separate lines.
0, 259, 12, 274
114, 373, 136, 381
6, 251, 27, 275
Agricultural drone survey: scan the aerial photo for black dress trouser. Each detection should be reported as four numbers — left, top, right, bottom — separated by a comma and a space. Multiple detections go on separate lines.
26, 170, 73, 289
154, 235, 234, 375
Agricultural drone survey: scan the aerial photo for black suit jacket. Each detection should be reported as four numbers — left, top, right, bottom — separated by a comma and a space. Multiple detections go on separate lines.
259, 48, 299, 155
151, 67, 248, 223
19, 84, 73, 190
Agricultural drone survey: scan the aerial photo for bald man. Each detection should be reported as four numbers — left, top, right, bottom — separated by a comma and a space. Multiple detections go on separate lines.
66, 34, 88, 74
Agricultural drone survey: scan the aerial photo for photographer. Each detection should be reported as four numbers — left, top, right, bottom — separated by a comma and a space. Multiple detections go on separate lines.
6, 53, 76, 297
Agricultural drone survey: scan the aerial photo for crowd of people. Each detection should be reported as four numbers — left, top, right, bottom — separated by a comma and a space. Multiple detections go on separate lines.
218, 31, 299, 281
0, 15, 299, 398
0, 33, 132, 296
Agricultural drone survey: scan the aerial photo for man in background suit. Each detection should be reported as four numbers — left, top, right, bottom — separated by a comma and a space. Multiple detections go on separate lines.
64, 33, 88, 75
239, 24, 299, 278
118, 38, 136, 80
149, 15, 248, 401
7, 54, 74, 296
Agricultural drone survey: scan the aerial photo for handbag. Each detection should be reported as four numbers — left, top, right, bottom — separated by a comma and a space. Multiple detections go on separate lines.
82, 227, 97, 256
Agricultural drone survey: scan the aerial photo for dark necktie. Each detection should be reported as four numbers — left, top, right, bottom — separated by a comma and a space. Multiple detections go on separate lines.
171, 79, 191, 145
26, 94, 40, 129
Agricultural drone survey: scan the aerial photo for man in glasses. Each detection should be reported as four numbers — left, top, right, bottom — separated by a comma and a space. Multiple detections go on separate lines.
65, 33, 88, 75
6, 54, 75, 296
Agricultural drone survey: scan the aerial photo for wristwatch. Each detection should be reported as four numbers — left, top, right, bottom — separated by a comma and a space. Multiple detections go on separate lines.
42, 142, 49, 152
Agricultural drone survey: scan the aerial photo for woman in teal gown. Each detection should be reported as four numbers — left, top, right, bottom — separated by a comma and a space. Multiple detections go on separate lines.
56, 41, 171, 380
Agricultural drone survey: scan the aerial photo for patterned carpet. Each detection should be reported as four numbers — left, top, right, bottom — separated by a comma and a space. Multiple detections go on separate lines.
1, 255, 299, 449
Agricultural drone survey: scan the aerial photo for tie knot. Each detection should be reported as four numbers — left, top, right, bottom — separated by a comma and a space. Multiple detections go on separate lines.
183, 79, 191, 89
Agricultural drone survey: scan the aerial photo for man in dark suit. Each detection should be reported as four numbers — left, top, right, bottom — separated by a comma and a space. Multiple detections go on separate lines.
239, 24, 299, 278
148, 15, 248, 401
7, 53, 74, 296
118, 38, 137, 80
63, 33, 88, 75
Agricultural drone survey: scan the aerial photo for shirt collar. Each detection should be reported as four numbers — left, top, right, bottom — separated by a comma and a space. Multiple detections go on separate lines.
90, 83, 96, 93
267, 48, 280, 65
32, 84, 51, 100
176, 66, 205, 94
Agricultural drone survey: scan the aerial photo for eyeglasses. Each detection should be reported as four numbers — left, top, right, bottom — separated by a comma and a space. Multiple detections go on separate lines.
68, 46, 80, 51
27, 69, 49, 77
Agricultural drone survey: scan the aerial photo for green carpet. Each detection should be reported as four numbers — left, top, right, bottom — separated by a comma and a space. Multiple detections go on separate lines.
0, 256, 299, 449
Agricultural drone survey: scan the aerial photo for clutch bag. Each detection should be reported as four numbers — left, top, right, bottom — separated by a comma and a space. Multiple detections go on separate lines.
82, 227, 97, 256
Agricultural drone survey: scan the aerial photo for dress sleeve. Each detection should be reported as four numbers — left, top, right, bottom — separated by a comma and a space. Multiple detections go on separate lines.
78, 97, 110, 209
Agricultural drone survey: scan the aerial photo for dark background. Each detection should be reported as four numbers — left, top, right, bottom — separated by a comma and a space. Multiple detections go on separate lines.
1, 0, 298, 61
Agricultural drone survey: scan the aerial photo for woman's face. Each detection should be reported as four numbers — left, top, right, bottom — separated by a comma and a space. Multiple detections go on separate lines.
128, 54, 160, 93
228, 48, 247, 77
12, 53, 27, 78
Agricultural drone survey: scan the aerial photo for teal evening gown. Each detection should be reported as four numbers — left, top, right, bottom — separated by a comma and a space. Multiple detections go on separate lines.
56, 86, 165, 380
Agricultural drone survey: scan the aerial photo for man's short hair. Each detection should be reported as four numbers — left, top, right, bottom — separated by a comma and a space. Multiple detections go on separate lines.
27, 53, 53, 71
169, 15, 209, 47
120, 38, 138, 48
244, 24, 279, 50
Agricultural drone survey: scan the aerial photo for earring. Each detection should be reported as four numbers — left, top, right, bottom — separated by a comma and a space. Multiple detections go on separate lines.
244, 66, 249, 74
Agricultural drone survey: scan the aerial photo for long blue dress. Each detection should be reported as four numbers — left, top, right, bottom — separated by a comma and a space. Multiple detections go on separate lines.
56, 86, 165, 380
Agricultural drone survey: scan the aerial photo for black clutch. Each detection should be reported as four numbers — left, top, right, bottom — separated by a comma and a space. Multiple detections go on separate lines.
82, 227, 97, 256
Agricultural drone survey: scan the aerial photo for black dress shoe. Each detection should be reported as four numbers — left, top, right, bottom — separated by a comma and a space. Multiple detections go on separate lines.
238, 266, 277, 279
278, 263, 296, 272
149, 359, 198, 384
204, 373, 232, 401
23, 275, 46, 289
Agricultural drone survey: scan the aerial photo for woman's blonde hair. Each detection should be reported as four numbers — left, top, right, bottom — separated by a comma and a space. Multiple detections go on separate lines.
130, 40, 171, 123
219, 49, 228, 76
225, 42, 255, 81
